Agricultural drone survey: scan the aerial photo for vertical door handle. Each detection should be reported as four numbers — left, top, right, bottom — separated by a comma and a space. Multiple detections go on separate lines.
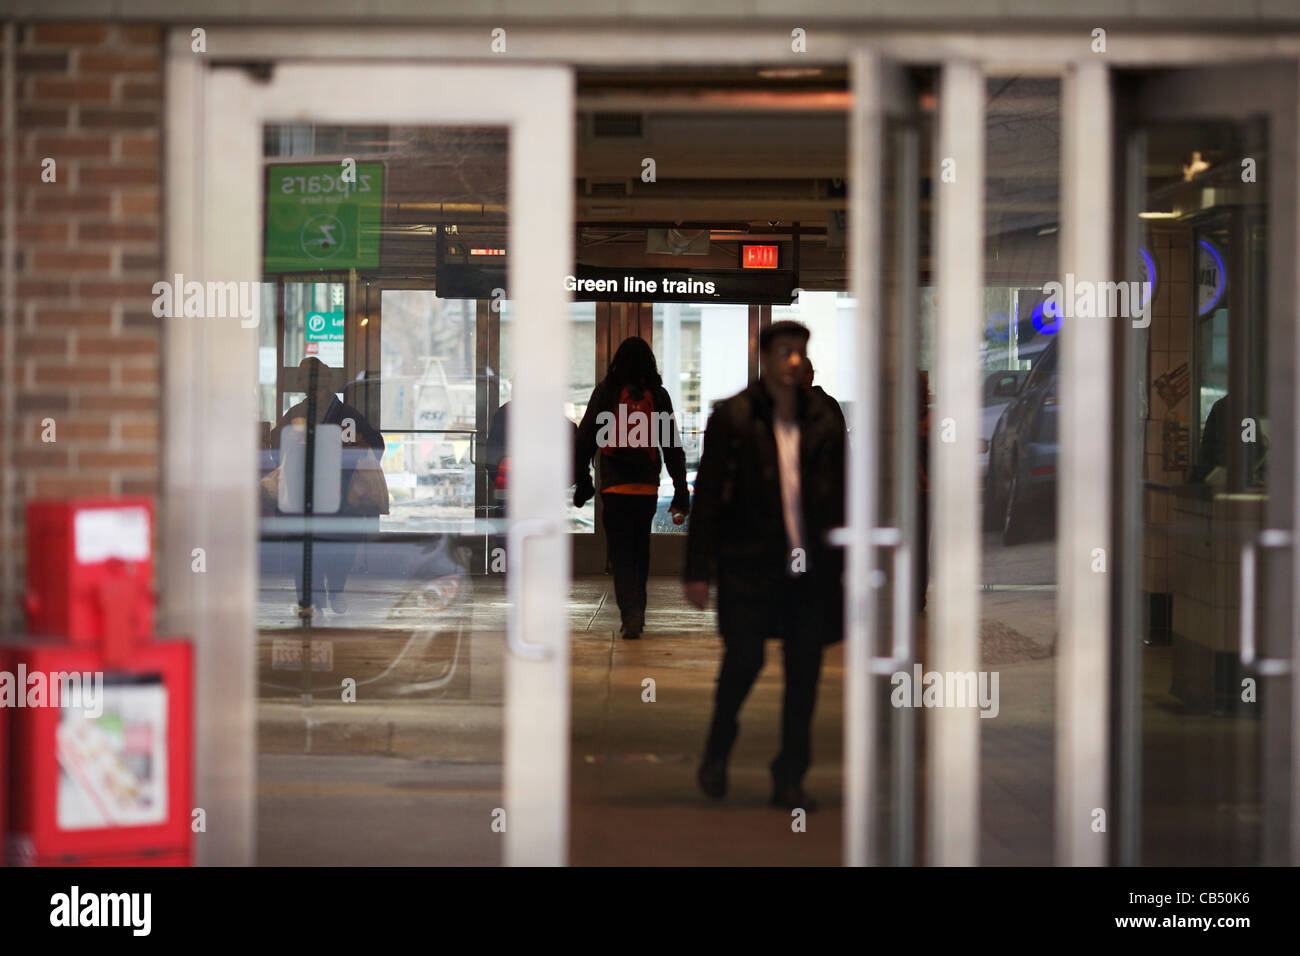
1239, 529, 1292, 677
829, 525, 913, 674
506, 518, 558, 661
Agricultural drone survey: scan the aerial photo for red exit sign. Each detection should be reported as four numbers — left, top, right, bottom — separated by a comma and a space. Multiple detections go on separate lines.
741, 244, 781, 269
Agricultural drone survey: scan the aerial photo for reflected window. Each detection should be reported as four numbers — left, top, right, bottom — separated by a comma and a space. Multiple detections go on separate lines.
651, 303, 748, 533
376, 291, 477, 531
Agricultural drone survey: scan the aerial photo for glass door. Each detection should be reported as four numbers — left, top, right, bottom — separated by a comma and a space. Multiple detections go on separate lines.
1114, 63, 1297, 865
190, 62, 574, 865
844, 51, 929, 866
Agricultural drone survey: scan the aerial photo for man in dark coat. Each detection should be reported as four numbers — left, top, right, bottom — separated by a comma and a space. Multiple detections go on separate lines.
684, 320, 846, 811
269, 357, 386, 613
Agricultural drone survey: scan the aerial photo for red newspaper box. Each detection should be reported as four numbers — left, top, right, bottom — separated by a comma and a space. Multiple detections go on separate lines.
24, 498, 155, 656
3, 639, 192, 867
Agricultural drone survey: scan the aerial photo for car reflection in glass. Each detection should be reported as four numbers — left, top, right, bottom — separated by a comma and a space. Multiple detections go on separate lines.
984, 336, 1058, 546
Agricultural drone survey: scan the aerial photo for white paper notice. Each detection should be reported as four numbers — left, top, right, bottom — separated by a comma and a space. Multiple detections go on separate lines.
74, 507, 150, 564
57, 681, 169, 829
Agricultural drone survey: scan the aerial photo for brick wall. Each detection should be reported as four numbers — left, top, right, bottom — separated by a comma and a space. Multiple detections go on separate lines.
2, 21, 164, 626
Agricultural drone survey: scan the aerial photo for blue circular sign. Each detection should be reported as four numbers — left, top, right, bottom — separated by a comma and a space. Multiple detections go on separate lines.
1031, 298, 1062, 335
1196, 239, 1225, 316
1139, 247, 1156, 309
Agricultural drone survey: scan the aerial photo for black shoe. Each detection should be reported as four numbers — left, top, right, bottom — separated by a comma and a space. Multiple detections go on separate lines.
770, 779, 817, 813
697, 759, 727, 799
620, 612, 645, 640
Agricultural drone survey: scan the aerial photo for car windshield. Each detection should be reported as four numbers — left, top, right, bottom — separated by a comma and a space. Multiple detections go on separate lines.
1032, 338, 1058, 376
985, 372, 1022, 402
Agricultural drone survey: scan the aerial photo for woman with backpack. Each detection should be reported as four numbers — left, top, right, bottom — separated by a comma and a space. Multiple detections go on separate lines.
574, 336, 690, 639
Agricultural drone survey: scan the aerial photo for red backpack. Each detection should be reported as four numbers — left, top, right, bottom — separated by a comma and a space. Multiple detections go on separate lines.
601, 384, 662, 468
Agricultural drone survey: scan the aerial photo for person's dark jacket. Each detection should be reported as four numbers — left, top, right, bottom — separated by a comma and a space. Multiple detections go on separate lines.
1189, 394, 1228, 484
574, 379, 689, 510
685, 380, 846, 644
269, 396, 386, 516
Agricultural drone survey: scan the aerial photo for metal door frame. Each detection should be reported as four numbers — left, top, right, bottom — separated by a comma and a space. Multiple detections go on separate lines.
845, 50, 924, 866
163, 54, 574, 866
1116, 62, 1299, 865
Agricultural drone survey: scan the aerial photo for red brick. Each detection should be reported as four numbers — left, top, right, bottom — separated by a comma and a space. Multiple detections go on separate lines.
122, 312, 161, 330
35, 476, 113, 497
29, 419, 112, 442
120, 479, 159, 497
80, 395, 157, 413
34, 193, 111, 215
18, 278, 73, 298
33, 251, 113, 272
80, 165, 161, 186
34, 364, 111, 386
120, 25, 161, 46
32, 24, 111, 45
33, 77, 113, 102
17, 221, 71, 242
119, 420, 159, 441
118, 193, 159, 216
16, 448, 71, 468
78, 221, 156, 242
16, 334, 70, 356
118, 367, 158, 387
79, 280, 157, 300
79, 107, 158, 129
121, 253, 160, 272
121, 80, 160, 102
77, 336, 157, 357
17, 52, 69, 73
33, 134, 112, 157
17, 393, 71, 414
79, 450, 157, 469
35, 308, 113, 329
118, 134, 159, 160
20, 160, 58, 182
18, 106, 69, 129
78, 52, 160, 73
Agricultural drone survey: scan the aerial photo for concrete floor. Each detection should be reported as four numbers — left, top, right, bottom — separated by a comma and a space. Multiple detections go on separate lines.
255, 533, 1263, 865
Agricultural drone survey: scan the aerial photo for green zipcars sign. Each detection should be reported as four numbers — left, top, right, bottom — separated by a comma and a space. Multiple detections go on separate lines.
264, 163, 384, 273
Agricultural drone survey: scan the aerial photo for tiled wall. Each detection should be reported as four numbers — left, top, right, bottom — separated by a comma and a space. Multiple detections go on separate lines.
1142, 227, 1190, 597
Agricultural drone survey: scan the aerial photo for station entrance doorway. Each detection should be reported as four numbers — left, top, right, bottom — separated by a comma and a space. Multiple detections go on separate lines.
167, 31, 1300, 867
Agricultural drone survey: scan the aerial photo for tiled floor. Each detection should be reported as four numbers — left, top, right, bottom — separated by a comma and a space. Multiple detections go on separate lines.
256, 564, 1264, 865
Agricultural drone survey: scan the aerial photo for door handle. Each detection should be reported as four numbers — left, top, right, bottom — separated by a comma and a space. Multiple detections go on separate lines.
828, 526, 913, 675
1239, 529, 1292, 677
506, 518, 558, 661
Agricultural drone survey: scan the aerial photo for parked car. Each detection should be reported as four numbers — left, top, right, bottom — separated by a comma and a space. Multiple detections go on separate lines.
984, 337, 1058, 545
256, 530, 474, 700
979, 369, 1028, 476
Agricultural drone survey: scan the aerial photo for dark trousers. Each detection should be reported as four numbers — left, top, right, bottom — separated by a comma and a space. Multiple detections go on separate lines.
293, 537, 359, 604
704, 578, 825, 783
600, 492, 657, 626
